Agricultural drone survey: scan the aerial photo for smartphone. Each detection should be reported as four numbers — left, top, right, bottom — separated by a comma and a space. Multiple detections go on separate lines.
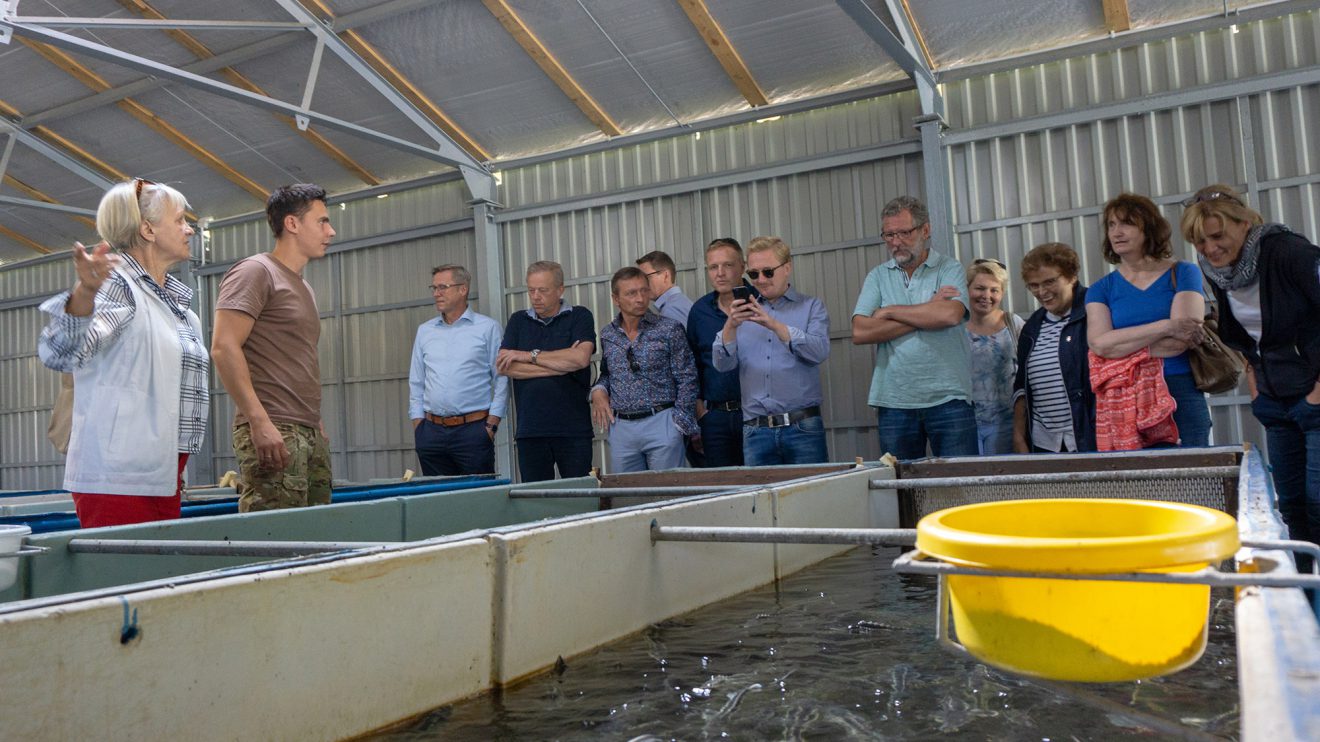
732, 285, 756, 303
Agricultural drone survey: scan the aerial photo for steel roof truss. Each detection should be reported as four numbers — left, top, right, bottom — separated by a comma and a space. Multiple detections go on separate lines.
14, 17, 308, 32
0, 19, 488, 188
0, 117, 115, 189
836, 0, 940, 113
0, 194, 96, 216
296, 33, 327, 131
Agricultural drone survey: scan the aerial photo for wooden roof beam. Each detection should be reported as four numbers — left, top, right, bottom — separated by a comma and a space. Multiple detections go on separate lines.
676, 0, 769, 107
298, 0, 491, 162
1102, 0, 1132, 33
115, 0, 380, 185
20, 38, 270, 201
482, 0, 624, 137
0, 224, 54, 255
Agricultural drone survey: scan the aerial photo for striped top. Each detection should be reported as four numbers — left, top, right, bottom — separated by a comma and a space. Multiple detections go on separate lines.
38, 254, 210, 454
1023, 311, 1075, 452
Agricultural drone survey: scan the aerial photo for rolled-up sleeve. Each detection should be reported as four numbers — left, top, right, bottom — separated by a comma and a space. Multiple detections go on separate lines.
711, 330, 738, 372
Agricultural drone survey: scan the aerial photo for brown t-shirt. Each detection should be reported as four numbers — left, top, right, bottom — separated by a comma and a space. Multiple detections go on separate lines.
215, 253, 322, 428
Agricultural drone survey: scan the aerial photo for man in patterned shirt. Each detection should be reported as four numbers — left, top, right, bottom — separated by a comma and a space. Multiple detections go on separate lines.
590, 267, 699, 472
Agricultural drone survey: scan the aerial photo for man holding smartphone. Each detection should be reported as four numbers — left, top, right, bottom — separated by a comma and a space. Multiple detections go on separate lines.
686, 238, 750, 467
712, 236, 831, 465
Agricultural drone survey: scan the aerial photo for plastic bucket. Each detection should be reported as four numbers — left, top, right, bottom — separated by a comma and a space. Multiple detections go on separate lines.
916, 498, 1239, 682
0, 524, 32, 592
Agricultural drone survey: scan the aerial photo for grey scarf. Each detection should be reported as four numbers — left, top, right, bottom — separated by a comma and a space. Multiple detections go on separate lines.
1199, 222, 1292, 292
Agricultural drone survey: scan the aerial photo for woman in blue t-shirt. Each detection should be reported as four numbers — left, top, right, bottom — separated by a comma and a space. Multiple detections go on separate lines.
1085, 193, 1212, 447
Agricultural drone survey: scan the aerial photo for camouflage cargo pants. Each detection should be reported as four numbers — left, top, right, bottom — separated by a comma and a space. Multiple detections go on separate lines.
233, 421, 332, 512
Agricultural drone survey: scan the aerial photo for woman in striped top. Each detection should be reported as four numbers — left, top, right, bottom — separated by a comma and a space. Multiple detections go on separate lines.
1012, 243, 1097, 453
38, 179, 209, 528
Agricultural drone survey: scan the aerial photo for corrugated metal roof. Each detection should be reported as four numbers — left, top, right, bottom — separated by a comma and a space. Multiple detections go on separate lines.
0, 0, 1303, 264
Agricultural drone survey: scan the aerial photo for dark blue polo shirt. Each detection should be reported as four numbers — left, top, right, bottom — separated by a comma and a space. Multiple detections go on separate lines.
501, 304, 596, 439
686, 290, 741, 404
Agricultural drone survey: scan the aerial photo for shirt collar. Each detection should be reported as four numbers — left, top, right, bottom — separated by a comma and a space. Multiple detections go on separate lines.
435, 306, 474, 327
526, 300, 572, 324
120, 252, 193, 308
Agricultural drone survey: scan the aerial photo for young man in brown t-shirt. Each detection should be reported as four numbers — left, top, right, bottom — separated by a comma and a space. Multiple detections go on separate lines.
212, 184, 336, 512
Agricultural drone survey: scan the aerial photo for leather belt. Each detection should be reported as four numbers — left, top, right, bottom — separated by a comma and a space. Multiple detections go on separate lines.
704, 400, 741, 412
425, 410, 488, 427
745, 405, 821, 429
614, 402, 675, 421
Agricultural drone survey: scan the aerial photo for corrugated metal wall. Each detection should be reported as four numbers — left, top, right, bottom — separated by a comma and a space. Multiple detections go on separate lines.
2, 10, 1316, 488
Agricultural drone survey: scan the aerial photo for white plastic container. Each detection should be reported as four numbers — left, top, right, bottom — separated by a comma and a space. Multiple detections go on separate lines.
0, 524, 32, 591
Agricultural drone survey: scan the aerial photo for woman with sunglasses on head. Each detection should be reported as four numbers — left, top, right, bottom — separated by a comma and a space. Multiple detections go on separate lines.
37, 179, 208, 528
964, 258, 1025, 454
1182, 184, 1320, 572
1086, 193, 1211, 449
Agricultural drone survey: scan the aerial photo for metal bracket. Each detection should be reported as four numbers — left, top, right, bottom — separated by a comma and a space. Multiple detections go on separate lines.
0, 1, 15, 45
0, 132, 15, 182
0, 544, 49, 560
296, 33, 327, 132
893, 541, 1320, 589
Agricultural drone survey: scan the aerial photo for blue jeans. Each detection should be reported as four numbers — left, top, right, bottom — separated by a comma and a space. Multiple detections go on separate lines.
1166, 372, 1211, 447
516, 436, 593, 482
1251, 394, 1320, 575
415, 419, 494, 476
743, 414, 828, 466
876, 399, 979, 461
974, 406, 1015, 456
698, 407, 744, 467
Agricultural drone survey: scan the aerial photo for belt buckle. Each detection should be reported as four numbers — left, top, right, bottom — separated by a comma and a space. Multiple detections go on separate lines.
767, 413, 790, 428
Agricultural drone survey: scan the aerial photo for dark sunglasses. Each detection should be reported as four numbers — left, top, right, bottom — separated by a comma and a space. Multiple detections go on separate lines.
746, 261, 788, 280
625, 346, 641, 373
973, 258, 1006, 269
1181, 190, 1243, 208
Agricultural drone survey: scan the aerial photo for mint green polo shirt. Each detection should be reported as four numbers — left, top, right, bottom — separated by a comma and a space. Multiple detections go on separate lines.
852, 248, 973, 409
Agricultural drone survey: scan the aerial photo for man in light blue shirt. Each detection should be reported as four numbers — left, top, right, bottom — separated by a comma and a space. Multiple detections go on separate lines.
409, 264, 508, 475
713, 236, 830, 465
638, 250, 694, 325
851, 196, 976, 460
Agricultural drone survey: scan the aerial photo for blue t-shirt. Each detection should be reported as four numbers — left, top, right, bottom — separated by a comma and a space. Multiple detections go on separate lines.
1086, 261, 1203, 376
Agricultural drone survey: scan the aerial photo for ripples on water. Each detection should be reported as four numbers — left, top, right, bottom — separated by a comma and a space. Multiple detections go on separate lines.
375, 546, 1239, 741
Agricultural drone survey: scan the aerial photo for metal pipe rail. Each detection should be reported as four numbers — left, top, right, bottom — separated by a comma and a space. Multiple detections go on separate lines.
892, 542, 1320, 589
67, 539, 391, 558
872, 465, 1241, 490
510, 486, 744, 498
651, 524, 917, 547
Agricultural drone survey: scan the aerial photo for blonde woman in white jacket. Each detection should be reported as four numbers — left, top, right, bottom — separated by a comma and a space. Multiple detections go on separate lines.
38, 179, 208, 528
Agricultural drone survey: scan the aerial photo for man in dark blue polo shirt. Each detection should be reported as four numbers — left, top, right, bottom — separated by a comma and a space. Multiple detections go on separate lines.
496, 261, 596, 482
686, 238, 747, 467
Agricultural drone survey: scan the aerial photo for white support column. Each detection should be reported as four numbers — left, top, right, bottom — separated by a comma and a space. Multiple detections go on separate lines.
471, 194, 512, 480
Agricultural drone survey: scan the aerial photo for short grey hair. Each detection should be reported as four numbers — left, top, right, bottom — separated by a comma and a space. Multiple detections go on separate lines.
431, 264, 471, 285
527, 260, 564, 287
881, 196, 929, 227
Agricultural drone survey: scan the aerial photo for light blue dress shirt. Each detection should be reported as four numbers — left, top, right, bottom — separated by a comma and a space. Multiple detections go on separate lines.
711, 286, 830, 418
655, 286, 694, 326
853, 248, 972, 409
408, 307, 509, 420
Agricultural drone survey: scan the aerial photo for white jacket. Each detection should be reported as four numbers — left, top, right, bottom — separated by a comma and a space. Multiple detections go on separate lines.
64, 266, 197, 497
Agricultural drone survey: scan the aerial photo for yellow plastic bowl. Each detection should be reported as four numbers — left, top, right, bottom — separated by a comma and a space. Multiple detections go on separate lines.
916, 498, 1239, 682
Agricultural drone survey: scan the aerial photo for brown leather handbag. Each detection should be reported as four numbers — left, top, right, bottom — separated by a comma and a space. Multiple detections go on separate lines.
1171, 266, 1245, 393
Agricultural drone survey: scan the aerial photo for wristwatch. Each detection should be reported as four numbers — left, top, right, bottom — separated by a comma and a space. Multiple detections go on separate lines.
530, 349, 541, 365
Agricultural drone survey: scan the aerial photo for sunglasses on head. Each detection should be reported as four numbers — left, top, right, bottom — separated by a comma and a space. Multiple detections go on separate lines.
134, 177, 157, 202
1181, 190, 1244, 208
625, 346, 641, 373
973, 258, 1006, 269
746, 261, 788, 280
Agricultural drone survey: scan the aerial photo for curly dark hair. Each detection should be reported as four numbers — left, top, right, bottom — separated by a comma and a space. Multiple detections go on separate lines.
1100, 193, 1172, 264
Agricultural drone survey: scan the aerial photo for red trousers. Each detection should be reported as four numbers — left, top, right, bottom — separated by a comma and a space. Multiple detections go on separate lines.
72, 453, 188, 528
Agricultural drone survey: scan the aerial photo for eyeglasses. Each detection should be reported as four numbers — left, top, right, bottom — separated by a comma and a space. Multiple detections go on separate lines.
1181, 191, 1243, 208
625, 346, 641, 373
973, 258, 1006, 269
428, 282, 466, 293
134, 177, 156, 202
746, 261, 788, 280
881, 225, 923, 241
